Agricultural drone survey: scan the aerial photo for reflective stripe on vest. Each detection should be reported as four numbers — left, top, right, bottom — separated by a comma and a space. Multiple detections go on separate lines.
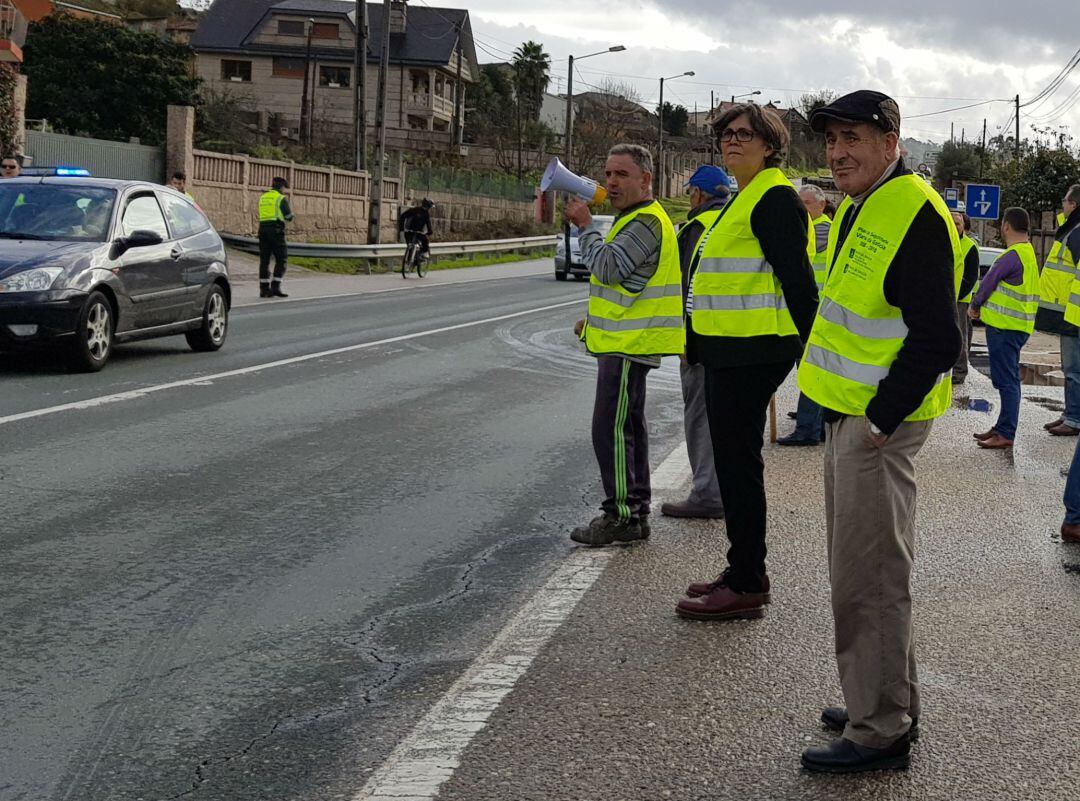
811, 214, 831, 291
958, 236, 978, 303
585, 200, 685, 356
258, 190, 285, 223
1048, 220, 1080, 317
796, 173, 961, 421
981, 243, 1039, 334
688, 168, 809, 338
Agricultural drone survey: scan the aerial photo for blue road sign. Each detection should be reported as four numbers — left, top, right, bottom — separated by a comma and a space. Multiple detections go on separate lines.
965, 183, 1001, 220
944, 187, 960, 210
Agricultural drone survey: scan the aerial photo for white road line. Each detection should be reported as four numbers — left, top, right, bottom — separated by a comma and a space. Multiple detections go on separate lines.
232, 268, 554, 309
0, 298, 586, 427
353, 441, 690, 801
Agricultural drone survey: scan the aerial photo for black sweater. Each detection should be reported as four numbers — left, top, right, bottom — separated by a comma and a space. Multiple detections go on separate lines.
686, 185, 819, 367
824, 164, 962, 435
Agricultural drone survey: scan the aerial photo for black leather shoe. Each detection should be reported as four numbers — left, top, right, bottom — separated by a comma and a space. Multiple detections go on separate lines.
777, 433, 820, 447
821, 706, 919, 742
260, 286, 273, 298
270, 283, 289, 298
801, 736, 910, 773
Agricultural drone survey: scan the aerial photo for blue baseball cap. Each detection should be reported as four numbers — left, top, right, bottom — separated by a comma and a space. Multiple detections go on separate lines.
686, 165, 732, 197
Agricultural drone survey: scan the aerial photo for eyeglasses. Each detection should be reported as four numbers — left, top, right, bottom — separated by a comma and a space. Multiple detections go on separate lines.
1, 163, 19, 170
720, 128, 755, 143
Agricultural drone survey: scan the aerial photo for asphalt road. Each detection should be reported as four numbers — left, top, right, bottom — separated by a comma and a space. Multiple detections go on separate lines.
0, 272, 686, 801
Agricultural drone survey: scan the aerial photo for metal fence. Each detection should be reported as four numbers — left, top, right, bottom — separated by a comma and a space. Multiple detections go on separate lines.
22, 130, 165, 183
406, 166, 536, 202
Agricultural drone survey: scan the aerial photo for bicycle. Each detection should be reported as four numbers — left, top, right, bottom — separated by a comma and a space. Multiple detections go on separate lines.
400, 236, 428, 279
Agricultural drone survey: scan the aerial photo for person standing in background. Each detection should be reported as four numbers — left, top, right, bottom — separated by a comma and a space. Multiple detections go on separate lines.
952, 209, 980, 385
1038, 187, 1080, 435
257, 177, 294, 299
661, 165, 731, 520
971, 207, 1040, 449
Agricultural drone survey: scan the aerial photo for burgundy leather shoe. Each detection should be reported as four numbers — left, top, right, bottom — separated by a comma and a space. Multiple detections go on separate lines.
978, 433, 1014, 449
1047, 423, 1080, 437
973, 429, 997, 441
686, 572, 771, 603
676, 584, 767, 621
1061, 522, 1080, 543
1045, 417, 1065, 430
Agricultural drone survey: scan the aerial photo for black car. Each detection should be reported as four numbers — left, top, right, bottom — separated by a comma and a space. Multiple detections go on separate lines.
0, 177, 230, 371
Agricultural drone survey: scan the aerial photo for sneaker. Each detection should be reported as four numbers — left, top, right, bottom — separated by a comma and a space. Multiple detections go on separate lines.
570, 514, 642, 547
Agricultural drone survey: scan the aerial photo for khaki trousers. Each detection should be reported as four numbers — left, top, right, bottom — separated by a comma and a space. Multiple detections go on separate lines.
824, 415, 932, 748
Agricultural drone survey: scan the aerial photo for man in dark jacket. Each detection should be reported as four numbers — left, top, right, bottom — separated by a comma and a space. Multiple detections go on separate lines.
661, 165, 731, 519
798, 91, 961, 774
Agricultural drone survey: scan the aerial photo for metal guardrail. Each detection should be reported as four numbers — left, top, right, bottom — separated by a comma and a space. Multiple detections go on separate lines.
221, 233, 557, 259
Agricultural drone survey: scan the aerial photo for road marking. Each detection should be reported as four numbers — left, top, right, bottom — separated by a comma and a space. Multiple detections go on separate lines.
232, 267, 554, 309
0, 298, 586, 427
354, 442, 689, 801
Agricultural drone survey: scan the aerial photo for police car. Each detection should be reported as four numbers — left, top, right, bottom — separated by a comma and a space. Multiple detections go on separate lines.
0, 172, 230, 371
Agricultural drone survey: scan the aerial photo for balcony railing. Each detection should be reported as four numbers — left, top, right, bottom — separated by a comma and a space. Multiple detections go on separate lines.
407, 92, 455, 117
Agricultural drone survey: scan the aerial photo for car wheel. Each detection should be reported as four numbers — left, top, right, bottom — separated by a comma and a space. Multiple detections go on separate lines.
68, 291, 114, 372
555, 270, 568, 281
185, 284, 229, 352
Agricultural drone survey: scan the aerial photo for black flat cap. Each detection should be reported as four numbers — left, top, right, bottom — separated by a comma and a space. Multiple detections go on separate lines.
809, 90, 901, 134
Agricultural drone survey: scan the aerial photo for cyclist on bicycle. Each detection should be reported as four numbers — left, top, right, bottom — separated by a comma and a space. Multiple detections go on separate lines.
398, 198, 434, 261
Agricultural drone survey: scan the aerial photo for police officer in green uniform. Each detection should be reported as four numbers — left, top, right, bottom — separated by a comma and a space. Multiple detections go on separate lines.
258, 177, 294, 298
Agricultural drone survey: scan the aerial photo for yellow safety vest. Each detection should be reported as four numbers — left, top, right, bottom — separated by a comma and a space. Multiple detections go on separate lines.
958, 235, 978, 303
585, 200, 685, 356
258, 190, 286, 223
810, 214, 831, 291
1041, 221, 1076, 314
689, 167, 811, 338
981, 243, 1039, 334
797, 173, 961, 421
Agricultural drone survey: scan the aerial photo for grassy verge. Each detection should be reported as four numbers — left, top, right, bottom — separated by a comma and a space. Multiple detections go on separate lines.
292, 247, 554, 275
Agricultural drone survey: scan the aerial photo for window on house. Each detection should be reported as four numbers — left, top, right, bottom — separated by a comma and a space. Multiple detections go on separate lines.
311, 22, 338, 39
319, 66, 350, 88
277, 19, 305, 36
220, 60, 252, 82
272, 57, 306, 78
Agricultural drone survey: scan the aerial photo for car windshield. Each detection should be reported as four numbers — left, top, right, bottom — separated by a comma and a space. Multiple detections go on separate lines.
0, 184, 117, 243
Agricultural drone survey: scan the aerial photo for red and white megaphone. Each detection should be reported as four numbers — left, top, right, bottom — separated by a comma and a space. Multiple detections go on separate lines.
540, 158, 607, 205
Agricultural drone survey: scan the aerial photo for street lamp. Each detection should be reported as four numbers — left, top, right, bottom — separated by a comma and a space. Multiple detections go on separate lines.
658, 71, 694, 198
730, 89, 761, 103
564, 45, 626, 173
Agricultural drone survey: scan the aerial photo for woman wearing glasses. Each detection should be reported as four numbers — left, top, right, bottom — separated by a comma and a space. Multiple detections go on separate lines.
675, 103, 819, 621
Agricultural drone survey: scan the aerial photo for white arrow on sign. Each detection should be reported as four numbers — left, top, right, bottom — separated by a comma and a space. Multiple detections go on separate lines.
976, 189, 992, 216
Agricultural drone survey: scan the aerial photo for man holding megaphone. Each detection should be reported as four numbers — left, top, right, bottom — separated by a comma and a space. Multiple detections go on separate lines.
561, 144, 685, 547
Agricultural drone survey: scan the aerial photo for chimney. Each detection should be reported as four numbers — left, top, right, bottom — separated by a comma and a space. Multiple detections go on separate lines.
389, 0, 407, 35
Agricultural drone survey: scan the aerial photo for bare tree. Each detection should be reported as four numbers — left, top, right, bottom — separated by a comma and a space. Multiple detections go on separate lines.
572, 79, 652, 178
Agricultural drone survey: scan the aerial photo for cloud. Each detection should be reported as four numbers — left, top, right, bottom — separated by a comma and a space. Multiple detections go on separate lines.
438, 0, 1080, 141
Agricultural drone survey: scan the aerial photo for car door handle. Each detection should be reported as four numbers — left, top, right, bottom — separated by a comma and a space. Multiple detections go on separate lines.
170, 247, 183, 260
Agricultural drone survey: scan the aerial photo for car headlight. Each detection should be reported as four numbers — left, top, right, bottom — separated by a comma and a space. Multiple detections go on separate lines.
0, 267, 65, 293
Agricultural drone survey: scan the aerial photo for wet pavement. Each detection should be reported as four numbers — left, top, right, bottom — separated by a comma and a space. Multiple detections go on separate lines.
435, 365, 1080, 801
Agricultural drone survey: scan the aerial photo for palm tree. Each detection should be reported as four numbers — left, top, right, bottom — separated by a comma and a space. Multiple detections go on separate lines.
512, 41, 551, 123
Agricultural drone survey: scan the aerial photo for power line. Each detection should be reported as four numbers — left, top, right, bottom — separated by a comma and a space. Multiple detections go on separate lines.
1021, 45, 1080, 108
906, 99, 1009, 119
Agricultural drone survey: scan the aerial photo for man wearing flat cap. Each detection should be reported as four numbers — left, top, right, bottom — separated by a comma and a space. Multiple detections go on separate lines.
661, 165, 731, 520
797, 90, 962, 773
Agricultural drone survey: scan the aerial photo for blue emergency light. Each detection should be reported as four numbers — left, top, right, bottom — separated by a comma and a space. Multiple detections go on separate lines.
54, 167, 91, 177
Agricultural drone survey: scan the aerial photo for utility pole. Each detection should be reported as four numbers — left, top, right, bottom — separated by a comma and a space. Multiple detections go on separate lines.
300, 19, 314, 146
515, 63, 523, 180
950, 122, 954, 143
709, 90, 715, 165
1015, 94, 1021, 160
564, 55, 574, 172
979, 118, 987, 179
367, 0, 391, 245
658, 76, 666, 198
961, 127, 965, 144
353, 0, 368, 171
452, 27, 463, 152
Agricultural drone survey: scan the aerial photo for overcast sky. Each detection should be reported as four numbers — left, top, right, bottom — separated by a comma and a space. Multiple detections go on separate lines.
420, 0, 1080, 145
